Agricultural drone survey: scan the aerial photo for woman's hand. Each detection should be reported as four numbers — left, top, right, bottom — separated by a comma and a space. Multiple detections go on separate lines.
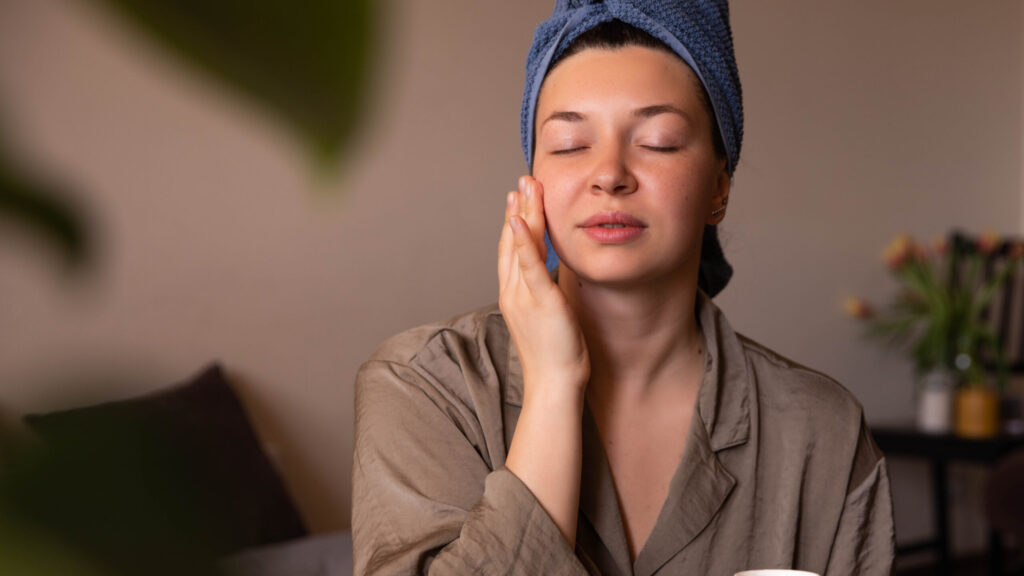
498, 175, 590, 398
499, 175, 590, 547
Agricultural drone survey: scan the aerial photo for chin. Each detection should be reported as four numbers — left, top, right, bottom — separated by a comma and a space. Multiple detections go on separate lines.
558, 254, 679, 290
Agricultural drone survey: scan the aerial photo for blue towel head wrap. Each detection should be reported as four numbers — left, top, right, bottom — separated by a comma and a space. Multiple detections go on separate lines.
520, 0, 741, 297
521, 0, 743, 175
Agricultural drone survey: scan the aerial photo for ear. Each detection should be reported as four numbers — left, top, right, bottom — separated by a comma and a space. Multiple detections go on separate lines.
706, 165, 731, 226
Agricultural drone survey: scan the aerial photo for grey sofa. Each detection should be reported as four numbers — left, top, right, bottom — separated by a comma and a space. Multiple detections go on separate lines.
222, 532, 353, 576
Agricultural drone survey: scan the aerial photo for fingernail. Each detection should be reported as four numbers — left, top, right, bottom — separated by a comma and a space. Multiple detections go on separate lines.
519, 176, 528, 192
507, 192, 514, 207
524, 180, 532, 200
509, 216, 521, 231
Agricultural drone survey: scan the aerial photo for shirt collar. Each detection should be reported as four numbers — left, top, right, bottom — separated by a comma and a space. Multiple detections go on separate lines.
695, 290, 752, 452
502, 291, 752, 453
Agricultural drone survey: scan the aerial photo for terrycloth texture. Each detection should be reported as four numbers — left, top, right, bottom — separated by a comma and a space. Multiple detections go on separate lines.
521, 0, 743, 175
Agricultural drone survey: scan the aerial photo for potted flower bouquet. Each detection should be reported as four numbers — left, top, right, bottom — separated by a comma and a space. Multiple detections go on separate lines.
845, 232, 1022, 437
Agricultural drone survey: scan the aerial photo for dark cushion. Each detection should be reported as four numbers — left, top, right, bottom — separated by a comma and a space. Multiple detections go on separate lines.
17, 363, 306, 570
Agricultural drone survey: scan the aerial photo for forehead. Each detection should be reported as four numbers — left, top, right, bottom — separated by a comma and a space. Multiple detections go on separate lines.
536, 45, 704, 117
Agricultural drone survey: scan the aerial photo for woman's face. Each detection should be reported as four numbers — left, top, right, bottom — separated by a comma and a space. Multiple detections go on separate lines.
533, 45, 729, 288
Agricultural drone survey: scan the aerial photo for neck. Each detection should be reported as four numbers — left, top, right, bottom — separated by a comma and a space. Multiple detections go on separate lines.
558, 265, 704, 404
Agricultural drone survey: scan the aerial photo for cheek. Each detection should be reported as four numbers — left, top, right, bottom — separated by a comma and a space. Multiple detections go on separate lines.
646, 173, 700, 217
534, 170, 572, 226
540, 187, 570, 234
659, 167, 717, 216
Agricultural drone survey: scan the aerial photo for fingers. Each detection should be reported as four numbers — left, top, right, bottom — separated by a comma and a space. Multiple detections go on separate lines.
498, 190, 516, 288
509, 213, 553, 297
500, 175, 551, 298
519, 176, 548, 262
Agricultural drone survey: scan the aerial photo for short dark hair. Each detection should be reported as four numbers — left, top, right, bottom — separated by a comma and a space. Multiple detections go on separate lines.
550, 20, 727, 160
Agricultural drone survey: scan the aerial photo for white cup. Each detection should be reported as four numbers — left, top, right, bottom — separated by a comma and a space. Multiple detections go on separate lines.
734, 571, 821, 576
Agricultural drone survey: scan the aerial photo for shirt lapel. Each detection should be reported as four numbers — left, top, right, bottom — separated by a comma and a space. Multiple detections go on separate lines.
498, 294, 754, 576
632, 294, 751, 576
632, 411, 736, 576
579, 402, 633, 576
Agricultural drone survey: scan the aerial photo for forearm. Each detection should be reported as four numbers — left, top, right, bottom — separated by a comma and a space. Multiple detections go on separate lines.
505, 385, 585, 548
498, 176, 589, 549
354, 359, 589, 576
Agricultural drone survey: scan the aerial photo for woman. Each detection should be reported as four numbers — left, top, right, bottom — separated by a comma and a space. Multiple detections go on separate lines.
353, 2, 895, 575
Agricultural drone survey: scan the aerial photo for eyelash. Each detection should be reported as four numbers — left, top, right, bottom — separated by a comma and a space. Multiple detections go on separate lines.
552, 145, 679, 156
550, 145, 679, 155
551, 147, 587, 155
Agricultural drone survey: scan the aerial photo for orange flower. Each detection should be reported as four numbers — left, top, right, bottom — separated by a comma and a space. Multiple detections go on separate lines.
976, 230, 1000, 255
883, 235, 913, 269
843, 297, 874, 319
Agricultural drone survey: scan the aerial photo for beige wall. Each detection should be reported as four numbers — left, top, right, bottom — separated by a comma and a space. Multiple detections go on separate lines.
0, 0, 1020, 555
722, 1, 1022, 555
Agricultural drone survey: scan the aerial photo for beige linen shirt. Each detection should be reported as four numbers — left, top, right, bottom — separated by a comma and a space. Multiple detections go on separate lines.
353, 295, 895, 575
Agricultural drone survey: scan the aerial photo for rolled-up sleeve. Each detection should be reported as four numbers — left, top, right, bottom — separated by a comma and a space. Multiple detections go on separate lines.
824, 421, 896, 576
352, 358, 587, 575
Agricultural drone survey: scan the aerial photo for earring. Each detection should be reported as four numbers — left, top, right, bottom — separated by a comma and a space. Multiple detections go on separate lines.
711, 196, 728, 217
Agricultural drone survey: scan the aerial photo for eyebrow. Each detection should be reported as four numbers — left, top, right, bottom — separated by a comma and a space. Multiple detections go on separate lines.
633, 104, 688, 120
539, 104, 688, 129
539, 110, 585, 128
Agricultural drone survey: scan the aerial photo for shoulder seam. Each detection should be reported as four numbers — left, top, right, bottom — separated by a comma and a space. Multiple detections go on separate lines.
738, 332, 841, 384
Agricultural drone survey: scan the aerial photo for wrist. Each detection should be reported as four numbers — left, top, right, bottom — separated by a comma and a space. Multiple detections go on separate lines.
520, 377, 586, 413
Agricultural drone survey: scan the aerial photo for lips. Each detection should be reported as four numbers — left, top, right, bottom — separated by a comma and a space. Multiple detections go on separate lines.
579, 211, 647, 244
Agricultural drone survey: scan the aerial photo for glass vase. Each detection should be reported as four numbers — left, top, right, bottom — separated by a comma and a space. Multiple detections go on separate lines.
916, 369, 956, 434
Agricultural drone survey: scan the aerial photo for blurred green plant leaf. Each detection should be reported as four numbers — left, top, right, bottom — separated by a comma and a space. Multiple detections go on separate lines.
0, 157, 91, 270
0, 415, 225, 576
94, 0, 377, 164
0, 519, 111, 576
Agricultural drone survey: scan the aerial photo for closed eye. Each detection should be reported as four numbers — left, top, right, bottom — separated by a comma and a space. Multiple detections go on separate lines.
551, 146, 588, 155
641, 145, 679, 153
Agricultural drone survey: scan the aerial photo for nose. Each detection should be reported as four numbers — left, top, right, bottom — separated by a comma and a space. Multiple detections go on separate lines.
588, 142, 637, 196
